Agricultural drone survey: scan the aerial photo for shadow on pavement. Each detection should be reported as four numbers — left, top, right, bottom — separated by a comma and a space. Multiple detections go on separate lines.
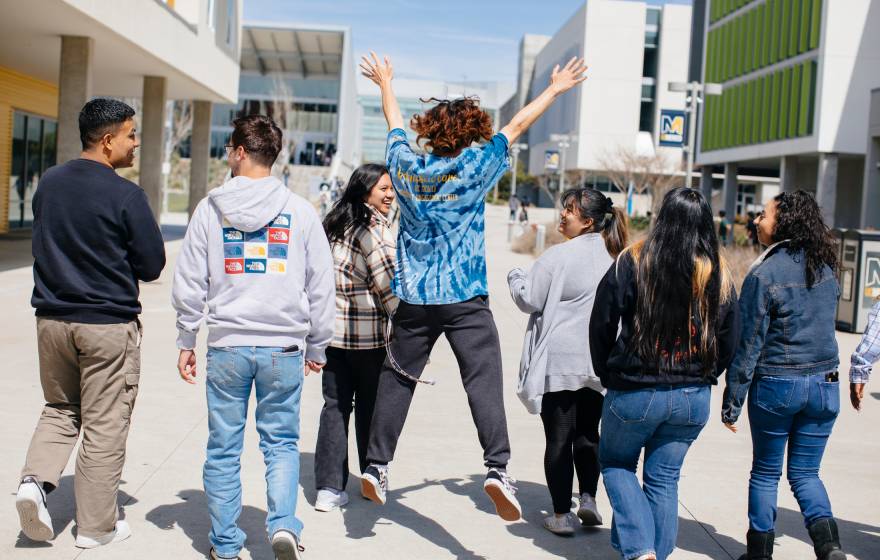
773, 507, 880, 559
14, 475, 138, 549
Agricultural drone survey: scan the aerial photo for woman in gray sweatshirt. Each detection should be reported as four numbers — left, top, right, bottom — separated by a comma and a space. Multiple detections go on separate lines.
507, 187, 628, 536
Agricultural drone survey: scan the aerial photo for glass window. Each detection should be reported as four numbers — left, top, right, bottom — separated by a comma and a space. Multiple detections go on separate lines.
642, 47, 658, 78
644, 30, 659, 47
639, 100, 655, 133
225, 0, 236, 47
207, 0, 215, 30
9, 112, 56, 229
641, 84, 656, 101
646, 8, 661, 26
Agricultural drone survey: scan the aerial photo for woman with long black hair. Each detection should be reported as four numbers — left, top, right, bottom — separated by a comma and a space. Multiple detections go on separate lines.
508, 187, 627, 535
590, 188, 740, 560
722, 191, 845, 560
313, 163, 398, 512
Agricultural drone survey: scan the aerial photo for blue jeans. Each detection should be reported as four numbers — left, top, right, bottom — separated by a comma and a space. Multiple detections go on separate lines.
204, 346, 304, 558
599, 385, 710, 560
747, 373, 839, 533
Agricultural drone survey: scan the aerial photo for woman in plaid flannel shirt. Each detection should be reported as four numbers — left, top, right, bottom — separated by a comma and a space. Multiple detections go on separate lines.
850, 298, 880, 410
313, 163, 398, 512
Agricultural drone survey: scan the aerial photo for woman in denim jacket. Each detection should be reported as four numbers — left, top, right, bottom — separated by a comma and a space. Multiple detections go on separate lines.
590, 188, 739, 560
721, 191, 845, 560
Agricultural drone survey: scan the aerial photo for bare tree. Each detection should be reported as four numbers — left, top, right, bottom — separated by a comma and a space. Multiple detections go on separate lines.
269, 75, 298, 176
596, 145, 682, 220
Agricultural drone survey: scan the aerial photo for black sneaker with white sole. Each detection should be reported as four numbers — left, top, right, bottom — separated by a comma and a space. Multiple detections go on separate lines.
483, 468, 522, 522
360, 464, 388, 505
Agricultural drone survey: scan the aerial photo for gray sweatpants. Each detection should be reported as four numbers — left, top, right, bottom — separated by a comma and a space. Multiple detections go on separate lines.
366, 296, 511, 468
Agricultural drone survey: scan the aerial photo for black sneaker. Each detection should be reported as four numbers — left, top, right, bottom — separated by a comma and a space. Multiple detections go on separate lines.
360, 464, 388, 505
483, 468, 522, 522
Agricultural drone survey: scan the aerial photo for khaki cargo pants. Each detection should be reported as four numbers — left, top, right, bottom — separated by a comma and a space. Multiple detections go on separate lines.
21, 318, 141, 538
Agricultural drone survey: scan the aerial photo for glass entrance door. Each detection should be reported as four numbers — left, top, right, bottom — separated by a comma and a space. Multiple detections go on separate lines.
9, 111, 57, 229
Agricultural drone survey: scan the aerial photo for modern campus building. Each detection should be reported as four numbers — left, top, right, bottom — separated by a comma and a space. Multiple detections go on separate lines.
208, 21, 359, 193
357, 78, 514, 165
695, 0, 880, 228
507, 0, 692, 210
0, 0, 242, 231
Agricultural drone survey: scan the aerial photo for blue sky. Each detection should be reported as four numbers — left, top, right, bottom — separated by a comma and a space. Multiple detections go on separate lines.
245, 0, 692, 84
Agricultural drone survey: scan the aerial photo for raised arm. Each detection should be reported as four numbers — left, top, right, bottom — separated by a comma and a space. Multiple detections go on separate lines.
360, 52, 405, 131
500, 56, 588, 145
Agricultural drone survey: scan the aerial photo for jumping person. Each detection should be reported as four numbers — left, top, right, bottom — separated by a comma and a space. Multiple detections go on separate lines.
172, 115, 334, 560
722, 191, 846, 560
313, 163, 398, 512
358, 52, 587, 521
590, 188, 740, 560
16, 98, 165, 548
508, 187, 627, 535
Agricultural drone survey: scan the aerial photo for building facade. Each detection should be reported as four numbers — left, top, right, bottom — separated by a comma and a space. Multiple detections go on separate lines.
0, 0, 242, 231
357, 78, 514, 165
208, 22, 359, 193
514, 0, 692, 210
696, 0, 880, 227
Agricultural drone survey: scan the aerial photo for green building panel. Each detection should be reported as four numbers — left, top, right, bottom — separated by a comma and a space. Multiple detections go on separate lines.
760, 74, 771, 143
799, 0, 812, 53
789, 64, 801, 138
769, 71, 780, 141
769, 0, 780, 65
789, 0, 801, 58
779, 67, 791, 139
779, 0, 789, 61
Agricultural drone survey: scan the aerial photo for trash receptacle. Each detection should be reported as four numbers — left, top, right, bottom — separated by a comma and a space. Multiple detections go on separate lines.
836, 229, 880, 333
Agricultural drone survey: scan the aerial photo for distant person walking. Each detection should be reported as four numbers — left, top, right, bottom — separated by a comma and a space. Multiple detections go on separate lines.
172, 115, 334, 560
746, 211, 759, 249
718, 209, 731, 246
590, 188, 739, 560
850, 297, 880, 411
358, 51, 587, 522
313, 163, 398, 512
722, 191, 846, 560
17, 98, 165, 548
519, 198, 530, 224
509, 194, 520, 221
282, 164, 291, 187
508, 187, 627, 535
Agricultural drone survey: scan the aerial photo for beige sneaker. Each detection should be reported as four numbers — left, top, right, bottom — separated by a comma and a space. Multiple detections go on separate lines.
543, 513, 576, 536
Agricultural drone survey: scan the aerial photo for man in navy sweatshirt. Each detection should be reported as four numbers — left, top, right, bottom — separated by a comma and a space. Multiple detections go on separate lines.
16, 98, 165, 549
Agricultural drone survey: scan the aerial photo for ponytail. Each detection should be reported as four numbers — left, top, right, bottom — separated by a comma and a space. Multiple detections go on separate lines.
600, 206, 628, 258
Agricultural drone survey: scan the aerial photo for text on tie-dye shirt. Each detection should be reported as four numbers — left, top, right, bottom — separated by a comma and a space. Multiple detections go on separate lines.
386, 127, 510, 304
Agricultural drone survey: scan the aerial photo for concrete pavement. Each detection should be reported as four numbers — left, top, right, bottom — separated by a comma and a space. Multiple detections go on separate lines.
2, 204, 878, 559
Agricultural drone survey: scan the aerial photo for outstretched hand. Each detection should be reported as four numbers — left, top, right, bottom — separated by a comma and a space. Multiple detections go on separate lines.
550, 56, 588, 95
360, 51, 394, 87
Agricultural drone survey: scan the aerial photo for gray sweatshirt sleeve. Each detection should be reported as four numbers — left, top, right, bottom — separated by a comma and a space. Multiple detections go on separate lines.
507, 258, 553, 314
171, 199, 211, 350
302, 206, 335, 363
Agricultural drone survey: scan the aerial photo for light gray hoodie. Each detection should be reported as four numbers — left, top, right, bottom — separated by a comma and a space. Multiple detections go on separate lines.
171, 175, 335, 363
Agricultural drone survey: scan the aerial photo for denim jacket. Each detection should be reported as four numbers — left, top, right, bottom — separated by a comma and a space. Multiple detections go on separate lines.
721, 242, 840, 424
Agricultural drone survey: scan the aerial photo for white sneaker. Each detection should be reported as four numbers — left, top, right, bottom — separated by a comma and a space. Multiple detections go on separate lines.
635, 554, 657, 560
314, 488, 349, 512
271, 529, 304, 560
576, 493, 604, 526
543, 513, 576, 536
74, 519, 131, 549
16, 477, 53, 541
483, 468, 522, 522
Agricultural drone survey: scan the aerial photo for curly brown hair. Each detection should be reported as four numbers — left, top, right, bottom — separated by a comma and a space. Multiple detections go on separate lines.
772, 190, 838, 288
410, 97, 494, 157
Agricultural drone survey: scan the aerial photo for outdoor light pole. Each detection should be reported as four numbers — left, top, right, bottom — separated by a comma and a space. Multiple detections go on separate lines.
506, 143, 528, 201
668, 81, 722, 188
550, 133, 576, 197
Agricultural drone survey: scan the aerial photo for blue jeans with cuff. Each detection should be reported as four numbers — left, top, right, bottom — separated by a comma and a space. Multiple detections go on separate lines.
204, 346, 304, 558
747, 373, 839, 533
599, 384, 710, 560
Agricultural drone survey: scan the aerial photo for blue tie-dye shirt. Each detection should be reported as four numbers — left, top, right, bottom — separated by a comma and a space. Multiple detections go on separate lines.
386, 127, 510, 305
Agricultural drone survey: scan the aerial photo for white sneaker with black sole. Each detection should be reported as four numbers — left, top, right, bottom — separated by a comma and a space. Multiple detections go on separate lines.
360, 464, 388, 505
271, 529, 304, 560
74, 519, 131, 549
576, 493, 603, 526
314, 488, 349, 512
16, 477, 53, 542
483, 468, 522, 522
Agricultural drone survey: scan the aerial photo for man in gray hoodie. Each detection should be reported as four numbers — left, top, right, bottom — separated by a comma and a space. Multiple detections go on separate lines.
171, 115, 334, 560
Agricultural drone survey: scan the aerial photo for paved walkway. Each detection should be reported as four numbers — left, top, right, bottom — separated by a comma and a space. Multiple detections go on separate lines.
2, 204, 878, 559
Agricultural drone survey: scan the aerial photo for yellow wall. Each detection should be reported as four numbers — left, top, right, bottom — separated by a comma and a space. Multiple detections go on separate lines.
0, 66, 58, 234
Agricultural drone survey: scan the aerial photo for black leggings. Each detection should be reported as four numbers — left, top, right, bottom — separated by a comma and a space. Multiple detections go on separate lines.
540, 388, 604, 514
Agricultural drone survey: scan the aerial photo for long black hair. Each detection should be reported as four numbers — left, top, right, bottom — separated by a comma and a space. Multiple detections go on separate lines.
771, 190, 838, 288
322, 163, 389, 244
560, 187, 629, 257
628, 188, 734, 373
